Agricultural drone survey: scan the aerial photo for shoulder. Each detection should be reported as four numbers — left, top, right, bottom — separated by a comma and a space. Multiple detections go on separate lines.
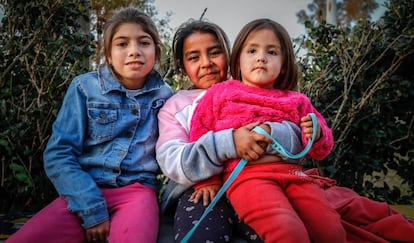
291, 90, 312, 102
282, 90, 311, 100
204, 80, 241, 95
146, 70, 174, 97
162, 89, 204, 112
73, 70, 99, 83
69, 70, 99, 90
167, 89, 205, 105
213, 80, 240, 88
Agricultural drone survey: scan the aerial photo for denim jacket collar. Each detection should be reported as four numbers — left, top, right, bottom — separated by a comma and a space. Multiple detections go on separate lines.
98, 64, 166, 95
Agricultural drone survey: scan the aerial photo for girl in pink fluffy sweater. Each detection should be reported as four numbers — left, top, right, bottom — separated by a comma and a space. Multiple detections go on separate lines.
189, 19, 346, 243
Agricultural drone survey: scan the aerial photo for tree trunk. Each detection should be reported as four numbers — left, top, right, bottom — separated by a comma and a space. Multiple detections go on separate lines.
326, 0, 337, 26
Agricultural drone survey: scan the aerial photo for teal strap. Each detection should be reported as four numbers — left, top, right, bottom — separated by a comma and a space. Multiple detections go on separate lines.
252, 113, 318, 159
180, 113, 318, 243
180, 158, 248, 243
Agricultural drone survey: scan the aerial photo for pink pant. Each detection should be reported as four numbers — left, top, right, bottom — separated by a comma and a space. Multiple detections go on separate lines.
226, 163, 346, 243
6, 183, 159, 243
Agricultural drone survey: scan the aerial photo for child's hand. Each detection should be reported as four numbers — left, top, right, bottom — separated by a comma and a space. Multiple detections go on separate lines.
257, 123, 272, 148
233, 122, 272, 161
85, 219, 110, 242
300, 115, 321, 140
190, 185, 220, 206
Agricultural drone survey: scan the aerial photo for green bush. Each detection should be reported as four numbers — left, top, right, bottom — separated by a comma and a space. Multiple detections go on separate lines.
298, 0, 413, 204
0, 0, 95, 211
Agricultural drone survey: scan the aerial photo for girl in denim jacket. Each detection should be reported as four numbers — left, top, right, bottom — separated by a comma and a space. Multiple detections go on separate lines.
7, 7, 173, 243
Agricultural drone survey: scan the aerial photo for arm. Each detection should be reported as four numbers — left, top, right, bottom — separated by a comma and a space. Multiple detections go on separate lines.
157, 92, 272, 186
156, 92, 237, 186
262, 120, 304, 163
44, 78, 108, 229
189, 121, 304, 205
298, 96, 334, 160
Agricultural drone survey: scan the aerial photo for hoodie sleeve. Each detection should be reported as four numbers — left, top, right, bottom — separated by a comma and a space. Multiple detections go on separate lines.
264, 121, 304, 163
156, 91, 237, 186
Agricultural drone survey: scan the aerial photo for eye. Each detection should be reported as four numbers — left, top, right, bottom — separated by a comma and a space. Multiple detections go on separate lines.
116, 42, 128, 47
247, 48, 256, 54
140, 41, 151, 46
268, 50, 278, 55
139, 37, 154, 47
187, 55, 200, 62
209, 48, 223, 57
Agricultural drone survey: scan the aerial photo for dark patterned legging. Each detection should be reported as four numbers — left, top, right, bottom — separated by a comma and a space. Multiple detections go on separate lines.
173, 188, 262, 243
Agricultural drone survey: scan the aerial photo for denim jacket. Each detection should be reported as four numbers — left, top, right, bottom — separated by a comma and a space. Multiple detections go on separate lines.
43, 65, 173, 228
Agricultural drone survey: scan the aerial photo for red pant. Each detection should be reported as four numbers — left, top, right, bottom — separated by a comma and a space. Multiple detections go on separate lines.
226, 163, 346, 243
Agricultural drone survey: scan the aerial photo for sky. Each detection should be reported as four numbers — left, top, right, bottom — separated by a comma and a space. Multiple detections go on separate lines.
154, 0, 388, 44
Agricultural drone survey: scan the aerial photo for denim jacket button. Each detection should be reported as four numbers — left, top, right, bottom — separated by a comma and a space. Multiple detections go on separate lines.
99, 111, 106, 119
126, 131, 133, 138
131, 109, 139, 115
112, 168, 120, 173
117, 151, 125, 157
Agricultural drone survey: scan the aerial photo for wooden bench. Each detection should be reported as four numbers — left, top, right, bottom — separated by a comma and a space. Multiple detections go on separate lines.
1, 205, 413, 242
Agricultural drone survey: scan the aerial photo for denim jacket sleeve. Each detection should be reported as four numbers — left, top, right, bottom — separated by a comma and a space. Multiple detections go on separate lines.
43, 77, 109, 229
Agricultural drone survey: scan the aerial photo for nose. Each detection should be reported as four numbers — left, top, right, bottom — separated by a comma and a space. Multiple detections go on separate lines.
257, 52, 266, 63
129, 42, 142, 57
201, 55, 212, 68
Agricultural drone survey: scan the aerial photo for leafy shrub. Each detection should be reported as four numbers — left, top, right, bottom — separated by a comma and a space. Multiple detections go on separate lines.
298, 0, 413, 203
0, 0, 95, 211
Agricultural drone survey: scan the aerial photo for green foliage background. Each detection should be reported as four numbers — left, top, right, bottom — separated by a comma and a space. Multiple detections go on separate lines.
0, 0, 95, 211
0, 0, 412, 213
299, 0, 413, 203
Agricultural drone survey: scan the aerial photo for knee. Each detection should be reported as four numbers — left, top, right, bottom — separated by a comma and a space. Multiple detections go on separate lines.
310, 219, 346, 243
256, 213, 311, 242
276, 213, 309, 235
316, 224, 346, 243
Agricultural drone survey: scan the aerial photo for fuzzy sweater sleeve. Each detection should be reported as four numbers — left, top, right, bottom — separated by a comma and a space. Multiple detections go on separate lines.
297, 94, 334, 160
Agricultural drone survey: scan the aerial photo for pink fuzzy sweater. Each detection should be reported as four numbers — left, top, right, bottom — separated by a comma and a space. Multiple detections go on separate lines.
189, 80, 334, 189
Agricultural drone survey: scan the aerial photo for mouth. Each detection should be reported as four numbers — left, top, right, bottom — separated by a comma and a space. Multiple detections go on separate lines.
200, 71, 219, 79
253, 66, 266, 71
126, 60, 144, 66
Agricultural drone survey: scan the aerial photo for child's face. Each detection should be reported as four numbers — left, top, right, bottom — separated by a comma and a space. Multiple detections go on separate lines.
108, 23, 156, 89
239, 28, 284, 89
182, 32, 227, 89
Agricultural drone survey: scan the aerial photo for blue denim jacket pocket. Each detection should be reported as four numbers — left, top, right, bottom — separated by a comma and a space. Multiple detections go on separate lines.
87, 107, 117, 141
